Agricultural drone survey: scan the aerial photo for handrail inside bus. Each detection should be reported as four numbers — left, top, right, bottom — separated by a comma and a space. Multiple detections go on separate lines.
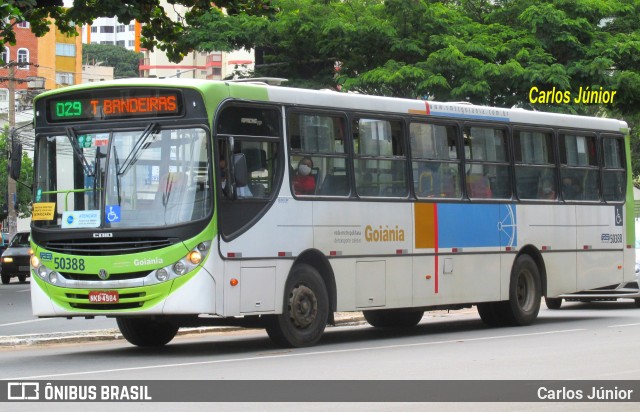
40, 188, 99, 211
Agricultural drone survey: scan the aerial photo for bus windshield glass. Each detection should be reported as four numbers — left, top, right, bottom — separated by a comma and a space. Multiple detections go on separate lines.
33, 126, 211, 229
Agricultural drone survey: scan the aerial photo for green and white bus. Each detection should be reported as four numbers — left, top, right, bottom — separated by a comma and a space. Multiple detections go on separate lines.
28, 78, 637, 347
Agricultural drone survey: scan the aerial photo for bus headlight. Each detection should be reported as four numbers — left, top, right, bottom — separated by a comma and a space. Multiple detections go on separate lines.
173, 261, 187, 276
149, 241, 210, 284
37, 265, 48, 278
156, 268, 169, 282
48, 272, 59, 284
31, 255, 41, 268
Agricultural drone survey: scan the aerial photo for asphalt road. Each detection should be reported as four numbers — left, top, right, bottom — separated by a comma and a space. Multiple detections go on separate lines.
0, 279, 117, 337
1, 281, 640, 411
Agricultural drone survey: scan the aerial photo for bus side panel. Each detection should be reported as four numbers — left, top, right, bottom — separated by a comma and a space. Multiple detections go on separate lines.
576, 205, 624, 291
517, 204, 577, 296
314, 201, 413, 310
413, 203, 503, 306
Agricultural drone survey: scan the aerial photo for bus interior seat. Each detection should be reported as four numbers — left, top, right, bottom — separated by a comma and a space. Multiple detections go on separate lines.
319, 174, 349, 196
418, 171, 434, 196
243, 148, 267, 172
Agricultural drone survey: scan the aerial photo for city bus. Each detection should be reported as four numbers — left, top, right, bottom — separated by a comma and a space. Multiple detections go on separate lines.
27, 78, 636, 347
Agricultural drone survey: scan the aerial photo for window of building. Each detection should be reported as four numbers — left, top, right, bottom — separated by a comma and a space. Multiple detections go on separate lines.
0, 89, 8, 102
100, 41, 114, 45
116, 40, 125, 47
91, 26, 97, 33
1, 47, 8, 64
410, 122, 461, 199
128, 40, 135, 47
56, 43, 76, 57
56, 72, 74, 85
17, 48, 29, 68
17, 21, 30, 28
129, 25, 135, 31
116, 25, 126, 33
100, 26, 115, 33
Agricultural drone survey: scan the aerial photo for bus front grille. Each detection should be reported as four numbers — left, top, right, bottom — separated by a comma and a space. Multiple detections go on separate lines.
59, 271, 152, 281
42, 237, 178, 256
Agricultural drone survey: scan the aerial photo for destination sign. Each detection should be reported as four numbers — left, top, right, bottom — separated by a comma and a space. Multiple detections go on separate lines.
46, 89, 183, 123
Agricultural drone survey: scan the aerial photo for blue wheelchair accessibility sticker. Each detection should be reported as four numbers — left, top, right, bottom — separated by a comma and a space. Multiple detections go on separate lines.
106, 205, 121, 223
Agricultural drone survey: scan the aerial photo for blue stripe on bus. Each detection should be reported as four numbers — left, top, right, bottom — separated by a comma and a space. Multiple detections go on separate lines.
437, 203, 517, 248
429, 111, 510, 122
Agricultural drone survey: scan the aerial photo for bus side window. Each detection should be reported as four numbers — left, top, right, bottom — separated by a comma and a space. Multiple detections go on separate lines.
287, 112, 349, 197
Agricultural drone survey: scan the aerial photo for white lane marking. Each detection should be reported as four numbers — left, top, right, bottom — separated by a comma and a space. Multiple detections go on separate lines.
0, 318, 50, 328
5, 328, 586, 380
608, 322, 640, 328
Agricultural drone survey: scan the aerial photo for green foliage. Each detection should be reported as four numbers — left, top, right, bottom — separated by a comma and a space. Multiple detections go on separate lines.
0, 1, 276, 62
0, 126, 34, 219
82, 43, 141, 78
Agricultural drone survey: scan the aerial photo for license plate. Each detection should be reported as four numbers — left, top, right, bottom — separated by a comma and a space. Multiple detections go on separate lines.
19, 266, 29, 271
88, 291, 119, 303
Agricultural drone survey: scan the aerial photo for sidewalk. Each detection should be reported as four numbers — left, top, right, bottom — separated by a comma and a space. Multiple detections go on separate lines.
0, 312, 367, 348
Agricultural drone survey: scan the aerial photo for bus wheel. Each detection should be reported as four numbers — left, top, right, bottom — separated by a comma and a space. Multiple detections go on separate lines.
265, 264, 329, 348
116, 317, 179, 347
545, 297, 562, 310
505, 255, 541, 326
363, 309, 424, 328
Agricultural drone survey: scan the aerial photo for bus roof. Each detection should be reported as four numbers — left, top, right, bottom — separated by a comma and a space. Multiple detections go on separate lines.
35, 78, 628, 133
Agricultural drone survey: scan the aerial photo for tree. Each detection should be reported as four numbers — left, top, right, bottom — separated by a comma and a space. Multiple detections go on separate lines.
0, 126, 34, 219
179, 0, 640, 173
82, 43, 141, 78
0, 0, 276, 63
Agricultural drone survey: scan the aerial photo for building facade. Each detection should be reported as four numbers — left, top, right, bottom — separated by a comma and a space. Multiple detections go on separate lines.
82, 17, 140, 51
0, 21, 40, 120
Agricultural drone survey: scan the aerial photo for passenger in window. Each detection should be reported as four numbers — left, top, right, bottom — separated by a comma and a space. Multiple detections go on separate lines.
293, 157, 316, 195
538, 179, 556, 200
561, 176, 580, 200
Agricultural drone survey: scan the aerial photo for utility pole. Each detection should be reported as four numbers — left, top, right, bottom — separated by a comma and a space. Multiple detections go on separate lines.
7, 62, 17, 239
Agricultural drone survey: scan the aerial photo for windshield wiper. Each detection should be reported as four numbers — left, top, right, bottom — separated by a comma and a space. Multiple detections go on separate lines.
65, 127, 94, 177
113, 146, 122, 205
118, 123, 158, 176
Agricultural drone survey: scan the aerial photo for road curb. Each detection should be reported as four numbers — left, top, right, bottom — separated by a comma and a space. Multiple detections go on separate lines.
0, 314, 367, 348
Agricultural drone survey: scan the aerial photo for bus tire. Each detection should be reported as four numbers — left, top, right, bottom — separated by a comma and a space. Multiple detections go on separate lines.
116, 317, 179, 347
363, 309, 424, 328
545, 297, 562, 310
265, 264, 329, 348
504, 255, 541, 326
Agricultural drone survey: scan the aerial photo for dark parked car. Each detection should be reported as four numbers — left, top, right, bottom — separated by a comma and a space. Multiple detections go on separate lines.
0, 231, 31, 284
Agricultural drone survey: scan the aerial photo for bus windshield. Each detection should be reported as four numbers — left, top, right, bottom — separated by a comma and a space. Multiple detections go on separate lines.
33, 126, 212, 229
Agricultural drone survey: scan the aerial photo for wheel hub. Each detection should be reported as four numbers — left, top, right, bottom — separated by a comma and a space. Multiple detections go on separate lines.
288, 285, 318, 329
